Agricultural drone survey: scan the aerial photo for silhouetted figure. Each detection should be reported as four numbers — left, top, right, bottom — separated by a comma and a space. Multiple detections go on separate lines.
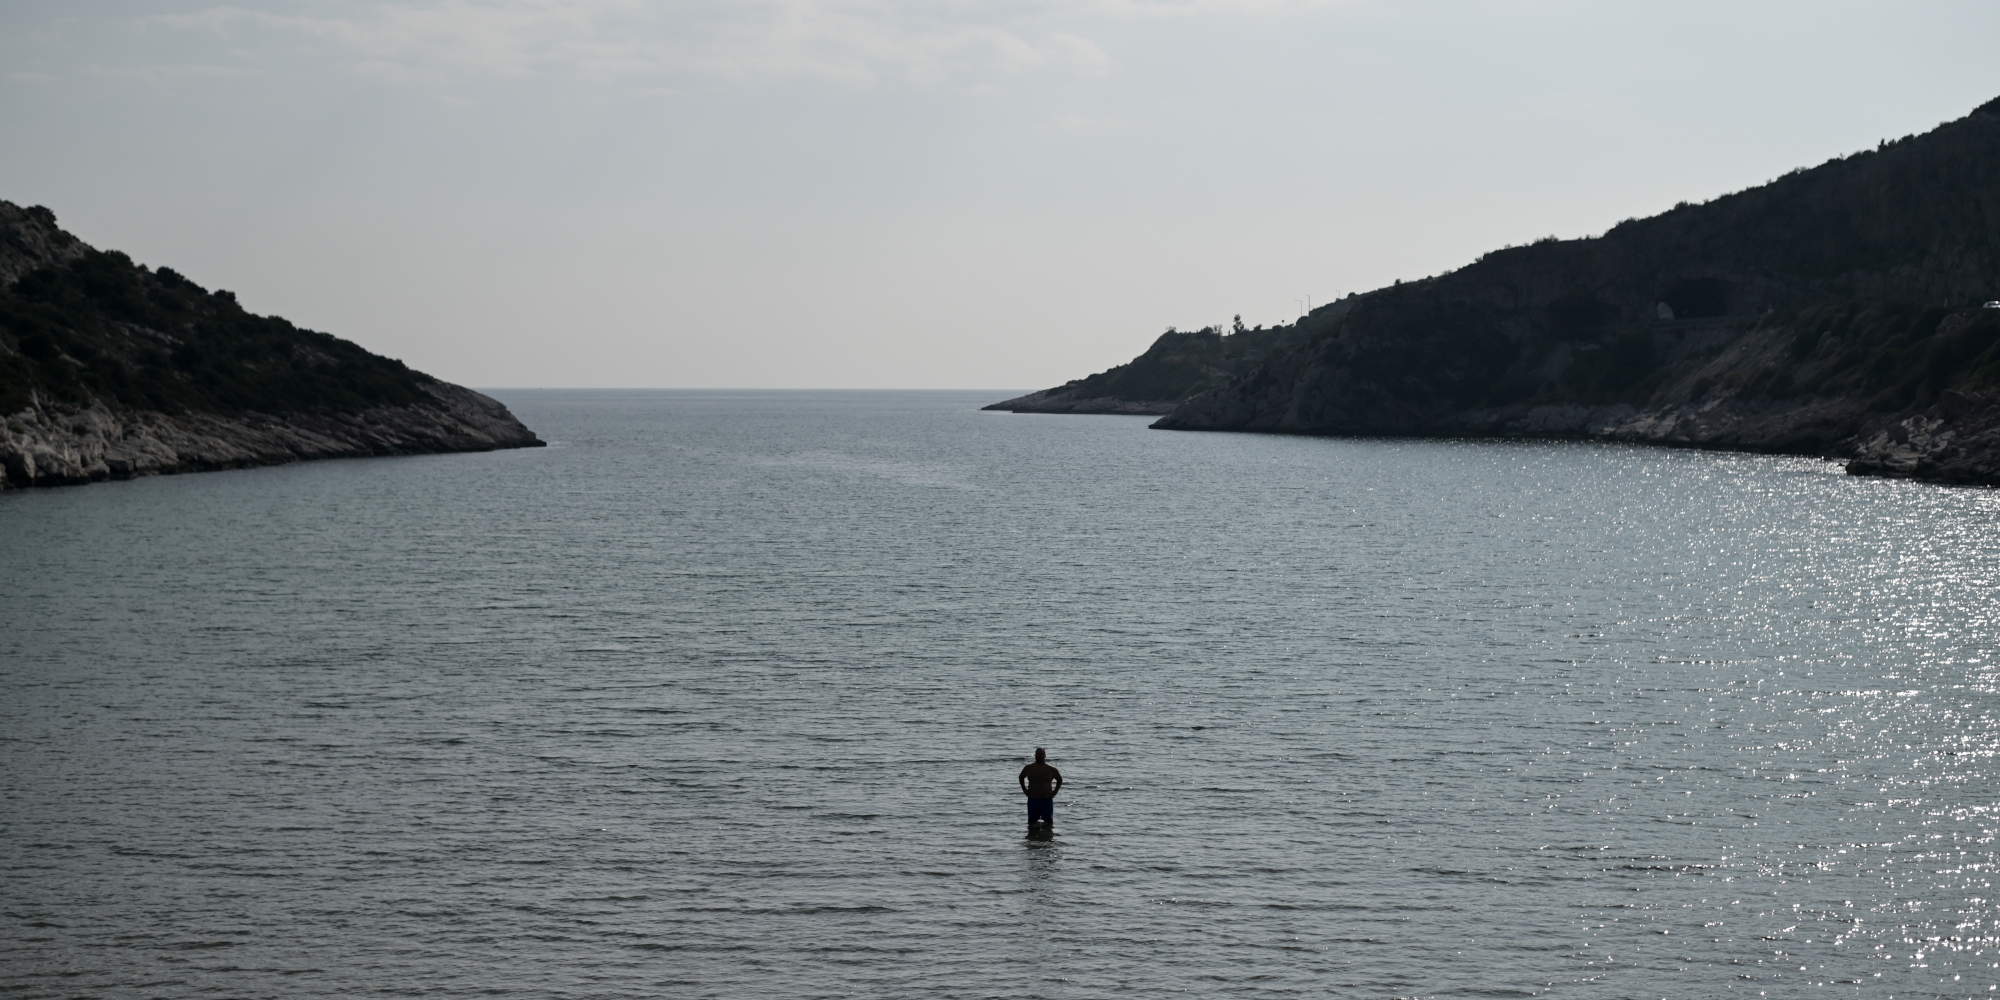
1018, 747, 1063, 832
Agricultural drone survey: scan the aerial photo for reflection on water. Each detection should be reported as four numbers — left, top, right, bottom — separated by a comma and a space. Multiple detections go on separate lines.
3, 390, 1999, 997
1022, 836, 1060, 874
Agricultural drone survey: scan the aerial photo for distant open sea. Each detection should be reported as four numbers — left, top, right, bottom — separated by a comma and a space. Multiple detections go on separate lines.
5, 389, 1999, 998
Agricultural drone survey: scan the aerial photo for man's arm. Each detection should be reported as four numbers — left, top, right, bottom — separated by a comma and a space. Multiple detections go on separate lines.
1018, 765, 1030, 795
1052, 767, 1063, 795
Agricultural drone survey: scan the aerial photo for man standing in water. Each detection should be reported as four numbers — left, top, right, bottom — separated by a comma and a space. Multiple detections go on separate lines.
1018, 748, 1063, 832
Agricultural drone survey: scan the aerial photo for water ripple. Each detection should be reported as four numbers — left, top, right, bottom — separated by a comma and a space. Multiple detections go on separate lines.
3, 390, 1997, 997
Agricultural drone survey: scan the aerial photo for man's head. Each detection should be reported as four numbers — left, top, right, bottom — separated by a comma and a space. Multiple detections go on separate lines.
1034, 747, 1046, 762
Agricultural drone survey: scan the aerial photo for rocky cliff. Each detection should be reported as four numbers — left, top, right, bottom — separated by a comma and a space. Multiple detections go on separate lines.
0, 201, 544, 489
1005, 96, 2000, 487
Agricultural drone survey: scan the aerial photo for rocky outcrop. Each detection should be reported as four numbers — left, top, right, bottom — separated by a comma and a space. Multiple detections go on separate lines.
1843, 393, 2000, 484
1, 383, 539, 488
986, 320, 1318, 416
0, 204, 86, 287
1032, 96, 2000, 487
1156, 297, 2000, 478
1, 200, 543, 490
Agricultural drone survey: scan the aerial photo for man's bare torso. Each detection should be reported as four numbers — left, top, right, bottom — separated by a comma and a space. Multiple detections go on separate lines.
1019, 761, 1062, 798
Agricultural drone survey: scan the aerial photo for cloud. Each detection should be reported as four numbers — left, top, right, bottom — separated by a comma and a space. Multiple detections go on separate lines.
691, 4, 1118, 85
143, 0, 1124, 88
1051, 110, 1128, 136
82, 62, 254, 83
1086, 0, 1340, 14
151, 1, 650, 81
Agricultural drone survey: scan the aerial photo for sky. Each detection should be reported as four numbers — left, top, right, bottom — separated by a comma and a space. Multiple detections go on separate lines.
2, 1, 1996, 390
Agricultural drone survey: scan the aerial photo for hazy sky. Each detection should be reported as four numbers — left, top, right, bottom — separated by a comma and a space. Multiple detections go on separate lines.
3, 1, 1996, 389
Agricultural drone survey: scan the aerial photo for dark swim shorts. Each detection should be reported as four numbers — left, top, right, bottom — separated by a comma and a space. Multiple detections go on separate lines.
1027, 796, 1054, 824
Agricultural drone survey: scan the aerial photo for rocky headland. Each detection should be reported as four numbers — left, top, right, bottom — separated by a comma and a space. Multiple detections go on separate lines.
998, 96, 2000, 487
0, 201, 544, 489
984, 318, 1318, 416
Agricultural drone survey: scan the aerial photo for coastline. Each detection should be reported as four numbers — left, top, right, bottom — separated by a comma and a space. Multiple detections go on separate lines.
1, 384, 544, 490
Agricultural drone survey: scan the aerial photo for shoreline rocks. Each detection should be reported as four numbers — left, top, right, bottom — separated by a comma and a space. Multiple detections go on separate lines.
1, 384, 543, 490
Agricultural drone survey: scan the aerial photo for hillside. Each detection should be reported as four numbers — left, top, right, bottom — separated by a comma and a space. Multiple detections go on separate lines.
0, 202, 543, 489
984, 319, 1317, 415
999, 96, 2000, 486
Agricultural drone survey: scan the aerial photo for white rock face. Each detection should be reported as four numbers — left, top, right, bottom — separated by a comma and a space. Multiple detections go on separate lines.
0, 384, 542, 489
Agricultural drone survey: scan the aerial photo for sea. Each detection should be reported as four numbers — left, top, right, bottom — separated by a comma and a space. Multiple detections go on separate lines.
4, 389, 1998, 999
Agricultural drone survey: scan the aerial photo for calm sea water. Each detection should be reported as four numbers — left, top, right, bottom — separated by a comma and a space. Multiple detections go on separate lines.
4, 389, 1999, 998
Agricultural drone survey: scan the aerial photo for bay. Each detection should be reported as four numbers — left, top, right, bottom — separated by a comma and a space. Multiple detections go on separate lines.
3, 389, 1997, 997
